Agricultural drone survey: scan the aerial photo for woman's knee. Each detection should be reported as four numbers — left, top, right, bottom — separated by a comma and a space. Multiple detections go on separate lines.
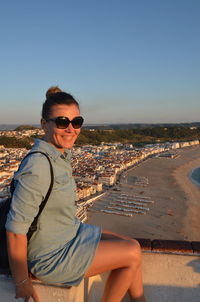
126, 239, 142, 267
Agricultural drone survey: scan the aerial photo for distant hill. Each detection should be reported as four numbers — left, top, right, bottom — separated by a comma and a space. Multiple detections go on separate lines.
14, 125, 39, 131
1, 122, 200, 131
83, 122, 200, 130
0, 124, 40, 130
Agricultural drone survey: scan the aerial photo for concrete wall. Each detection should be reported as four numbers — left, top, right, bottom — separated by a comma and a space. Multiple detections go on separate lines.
143, 253, 200, 302
1, 252, 200, 302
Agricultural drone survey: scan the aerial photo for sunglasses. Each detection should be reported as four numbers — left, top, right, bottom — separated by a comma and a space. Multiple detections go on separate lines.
46, 116, 84, 129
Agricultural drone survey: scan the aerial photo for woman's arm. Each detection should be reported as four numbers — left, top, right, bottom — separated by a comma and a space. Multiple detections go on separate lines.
6, 231, 39, 302
5, 154, 51, 301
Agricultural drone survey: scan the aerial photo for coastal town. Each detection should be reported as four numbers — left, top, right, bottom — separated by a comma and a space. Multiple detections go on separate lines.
0, 128, 199, 222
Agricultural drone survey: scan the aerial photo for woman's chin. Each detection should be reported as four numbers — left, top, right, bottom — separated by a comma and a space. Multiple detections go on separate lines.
51, 141, 73, 151
50, 136, 77, 151
64, 139, 76, 148
63, 144, 73, 149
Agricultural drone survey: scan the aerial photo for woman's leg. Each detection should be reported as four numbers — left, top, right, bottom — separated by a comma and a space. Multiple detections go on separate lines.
85, 230, 146, 302
101, 230, 146, 301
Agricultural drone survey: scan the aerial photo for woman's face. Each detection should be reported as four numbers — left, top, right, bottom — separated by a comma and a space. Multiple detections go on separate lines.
41, 104, 81, 152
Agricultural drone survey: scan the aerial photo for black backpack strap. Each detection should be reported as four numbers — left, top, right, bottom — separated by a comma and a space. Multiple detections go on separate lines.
15, 151, 54, 240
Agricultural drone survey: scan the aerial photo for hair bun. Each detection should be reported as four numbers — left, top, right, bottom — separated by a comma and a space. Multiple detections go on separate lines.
46, 86, 62, 98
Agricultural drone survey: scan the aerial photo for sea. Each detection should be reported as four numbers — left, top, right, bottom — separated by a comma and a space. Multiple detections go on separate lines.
190, 166, 200, 188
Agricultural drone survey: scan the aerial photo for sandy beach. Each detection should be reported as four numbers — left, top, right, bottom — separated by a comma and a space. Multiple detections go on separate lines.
87, 145, 200, 241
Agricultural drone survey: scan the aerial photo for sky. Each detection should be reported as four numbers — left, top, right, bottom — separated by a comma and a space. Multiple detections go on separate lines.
0, 0, 199, 125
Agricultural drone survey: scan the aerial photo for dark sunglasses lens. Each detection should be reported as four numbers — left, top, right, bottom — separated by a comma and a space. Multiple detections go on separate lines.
71, 117, 84, 129
55, 117, 70, 129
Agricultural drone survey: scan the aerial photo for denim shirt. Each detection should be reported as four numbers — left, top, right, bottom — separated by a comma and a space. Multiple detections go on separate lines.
6, 139, 80, 259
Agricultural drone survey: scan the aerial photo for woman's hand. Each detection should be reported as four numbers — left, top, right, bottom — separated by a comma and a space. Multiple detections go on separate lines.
15, 279, 40, 302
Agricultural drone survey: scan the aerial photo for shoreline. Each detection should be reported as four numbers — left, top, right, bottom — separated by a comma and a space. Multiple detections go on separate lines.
189, 166, 200, 188
87, 145, 200, 241
173, 155, 200, 241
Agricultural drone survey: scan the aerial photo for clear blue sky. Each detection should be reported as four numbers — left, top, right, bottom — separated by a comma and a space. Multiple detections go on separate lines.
0, 0, 199, 125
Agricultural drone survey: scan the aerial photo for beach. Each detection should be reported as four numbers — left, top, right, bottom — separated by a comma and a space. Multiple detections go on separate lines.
87, 145, 200, 241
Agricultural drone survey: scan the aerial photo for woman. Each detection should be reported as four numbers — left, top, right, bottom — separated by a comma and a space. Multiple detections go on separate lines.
6, 87, 146, 302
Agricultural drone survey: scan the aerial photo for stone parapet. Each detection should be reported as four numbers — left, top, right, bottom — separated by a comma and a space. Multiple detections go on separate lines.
1, 239, 200, 302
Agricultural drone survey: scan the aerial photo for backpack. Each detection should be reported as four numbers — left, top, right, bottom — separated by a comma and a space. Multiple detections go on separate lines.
0, 151, 54, 272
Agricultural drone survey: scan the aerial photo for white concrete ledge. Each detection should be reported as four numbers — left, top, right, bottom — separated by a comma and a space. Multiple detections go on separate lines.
0, 272, 128, 302
1, 253, 200, 302
0, 274, 85, 302
142, 253, 200, 302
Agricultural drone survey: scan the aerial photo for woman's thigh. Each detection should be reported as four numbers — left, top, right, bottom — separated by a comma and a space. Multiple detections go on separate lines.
85, 234, 141, 278
101, 229, 137, 242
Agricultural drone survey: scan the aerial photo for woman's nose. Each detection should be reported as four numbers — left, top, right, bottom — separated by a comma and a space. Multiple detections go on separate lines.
65, 122, 74, 131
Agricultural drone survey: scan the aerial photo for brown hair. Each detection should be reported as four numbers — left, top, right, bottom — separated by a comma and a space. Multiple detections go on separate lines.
46, 86, 62, 98
42, 86, 79, 120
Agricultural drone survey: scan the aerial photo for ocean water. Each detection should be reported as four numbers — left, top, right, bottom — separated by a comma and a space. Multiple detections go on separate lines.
190, 166, 200, 188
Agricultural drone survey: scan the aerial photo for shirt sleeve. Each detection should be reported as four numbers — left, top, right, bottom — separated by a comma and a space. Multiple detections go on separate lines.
5, 153, 51, 234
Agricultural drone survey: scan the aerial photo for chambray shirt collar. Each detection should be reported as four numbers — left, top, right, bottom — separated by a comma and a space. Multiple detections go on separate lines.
33, 139, 71, 161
